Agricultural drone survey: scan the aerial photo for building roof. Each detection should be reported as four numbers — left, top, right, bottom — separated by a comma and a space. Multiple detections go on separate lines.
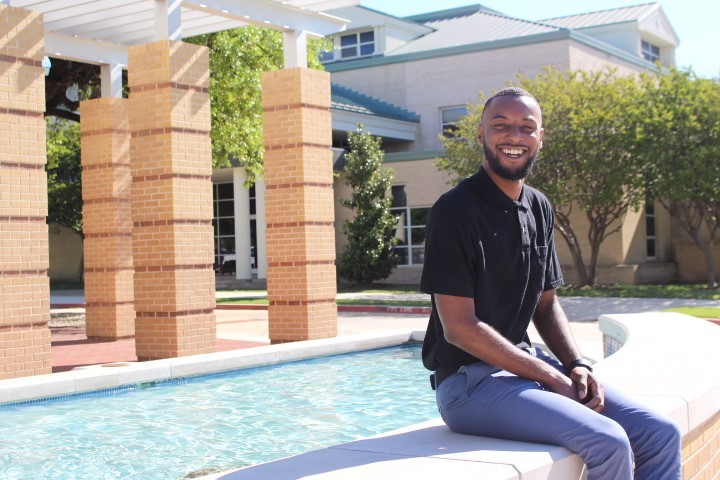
540, 3, 660, 29
331, 84, 420, 123
325, 2, 674, 73
389, 6, 558, 56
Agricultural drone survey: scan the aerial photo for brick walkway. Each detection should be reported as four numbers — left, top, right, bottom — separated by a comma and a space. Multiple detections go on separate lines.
50, 326, 268, 373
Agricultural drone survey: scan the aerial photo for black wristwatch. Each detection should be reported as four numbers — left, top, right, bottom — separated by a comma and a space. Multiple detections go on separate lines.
567, 358, 593, 373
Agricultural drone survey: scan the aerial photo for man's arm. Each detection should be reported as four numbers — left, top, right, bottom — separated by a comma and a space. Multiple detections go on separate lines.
434, 293, 576, 399
532, 289, 605, 412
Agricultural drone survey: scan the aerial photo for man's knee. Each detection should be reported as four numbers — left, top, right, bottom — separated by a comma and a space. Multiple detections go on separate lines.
590, 421, 633, 464
652, 416, 682, 451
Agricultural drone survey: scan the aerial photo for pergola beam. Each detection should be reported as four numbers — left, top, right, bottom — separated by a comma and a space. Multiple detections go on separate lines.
183, 0, 349, 37
45, 31, 129, 66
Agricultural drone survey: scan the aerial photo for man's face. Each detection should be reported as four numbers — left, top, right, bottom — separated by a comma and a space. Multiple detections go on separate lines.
478, 95, 544, 181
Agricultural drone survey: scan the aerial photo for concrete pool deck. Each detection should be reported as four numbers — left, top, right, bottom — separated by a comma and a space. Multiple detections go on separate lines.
48, 290, 720, 372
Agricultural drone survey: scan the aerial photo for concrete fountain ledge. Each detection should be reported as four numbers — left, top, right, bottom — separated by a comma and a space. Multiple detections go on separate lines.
201, 312, 720, 480
0, 330, 421, 405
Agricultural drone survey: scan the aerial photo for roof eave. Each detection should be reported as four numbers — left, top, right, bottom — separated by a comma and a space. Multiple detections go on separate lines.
324, 29, 662, 73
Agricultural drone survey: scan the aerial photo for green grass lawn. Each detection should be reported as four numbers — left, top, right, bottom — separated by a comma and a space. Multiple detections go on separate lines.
662, 306, 720, 318
557, 283, 720, 300
213, 283, 720, 307
54, 281, 720, 305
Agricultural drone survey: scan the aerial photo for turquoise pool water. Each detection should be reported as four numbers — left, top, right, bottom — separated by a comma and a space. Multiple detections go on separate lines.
0, 345, 438, 480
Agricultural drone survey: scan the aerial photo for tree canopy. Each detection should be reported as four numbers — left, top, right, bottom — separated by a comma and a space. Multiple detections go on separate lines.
640, 68, 720, 288
186, 27, 330, 182
518, 68, 649, 286
44, 58, 103, 122
46, 118, 82, 233
437, 66, 720, 287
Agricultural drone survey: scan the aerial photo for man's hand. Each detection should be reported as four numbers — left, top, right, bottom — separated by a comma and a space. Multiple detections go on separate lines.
570, 367, 605, 412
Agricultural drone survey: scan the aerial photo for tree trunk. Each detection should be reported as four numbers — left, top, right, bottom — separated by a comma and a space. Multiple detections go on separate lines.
554, 213, 589, 286
665, 200, 718, 289
692, 232, 719, 289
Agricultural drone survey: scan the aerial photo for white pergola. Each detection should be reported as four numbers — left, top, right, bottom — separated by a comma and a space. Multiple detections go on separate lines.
6, 0, 355, 95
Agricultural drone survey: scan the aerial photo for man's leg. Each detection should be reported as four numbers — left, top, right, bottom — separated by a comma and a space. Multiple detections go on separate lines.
602, 384, 682, 480
437, 364, 633, 480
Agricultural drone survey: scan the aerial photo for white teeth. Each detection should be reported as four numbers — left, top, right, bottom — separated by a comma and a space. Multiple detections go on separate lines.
502, 148, 523, 155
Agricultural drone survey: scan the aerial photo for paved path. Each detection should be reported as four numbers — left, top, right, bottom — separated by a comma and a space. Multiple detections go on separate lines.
48, 289, 719, 371
50, 289, 720, 322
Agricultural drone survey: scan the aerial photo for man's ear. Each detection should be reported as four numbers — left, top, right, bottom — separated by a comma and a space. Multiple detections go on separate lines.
539, 127, 544, 149
477, 124, 484, 144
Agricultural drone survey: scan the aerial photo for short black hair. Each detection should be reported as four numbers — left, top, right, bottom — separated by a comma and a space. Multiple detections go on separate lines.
482, 87, 538, 115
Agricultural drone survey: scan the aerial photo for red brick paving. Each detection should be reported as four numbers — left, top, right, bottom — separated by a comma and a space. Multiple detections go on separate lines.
50, 327, 269, 373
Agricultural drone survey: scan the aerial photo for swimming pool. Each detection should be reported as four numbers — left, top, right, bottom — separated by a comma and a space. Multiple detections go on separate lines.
0, 345, 438, 480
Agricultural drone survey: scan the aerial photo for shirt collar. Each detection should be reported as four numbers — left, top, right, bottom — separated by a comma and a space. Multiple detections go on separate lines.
472, 166, 530, 212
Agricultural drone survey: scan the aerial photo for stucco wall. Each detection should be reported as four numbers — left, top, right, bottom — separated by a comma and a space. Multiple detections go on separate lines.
331, 40, 576, 153
48, 223, 83, 282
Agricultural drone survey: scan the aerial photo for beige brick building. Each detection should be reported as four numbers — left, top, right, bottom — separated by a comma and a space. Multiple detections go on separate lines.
209, 3, 707, 287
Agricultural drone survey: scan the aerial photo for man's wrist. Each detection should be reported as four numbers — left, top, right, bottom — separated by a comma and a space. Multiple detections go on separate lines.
567, 358, 593, 373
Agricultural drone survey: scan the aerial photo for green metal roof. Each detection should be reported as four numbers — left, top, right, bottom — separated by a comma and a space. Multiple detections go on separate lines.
325, 2, 664, 73
330, 84, 421, 123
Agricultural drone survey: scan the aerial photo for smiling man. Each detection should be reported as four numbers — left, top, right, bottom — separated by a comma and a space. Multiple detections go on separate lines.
420, 87, 682, 479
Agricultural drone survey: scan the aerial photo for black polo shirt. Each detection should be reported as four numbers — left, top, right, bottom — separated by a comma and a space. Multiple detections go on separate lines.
421, 166, 563, 375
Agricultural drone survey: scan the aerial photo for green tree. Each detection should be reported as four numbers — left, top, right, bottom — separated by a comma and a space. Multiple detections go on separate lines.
46, 117, 82, 232
437, 68, 649, 286
519, 69, 648, 286
641, 69, 720, 289
45, 58, 103, 122
337, 125, 398, 284
187, 27, 330, 182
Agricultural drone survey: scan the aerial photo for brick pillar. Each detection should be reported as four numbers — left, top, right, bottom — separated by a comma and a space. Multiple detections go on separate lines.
261, 67, 337, 343
80, 98, 134, 340
128, 40, 216, 360
0, 5, 51, 378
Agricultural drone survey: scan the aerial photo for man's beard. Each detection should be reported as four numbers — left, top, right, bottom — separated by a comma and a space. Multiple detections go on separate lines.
483, 143, 540, 181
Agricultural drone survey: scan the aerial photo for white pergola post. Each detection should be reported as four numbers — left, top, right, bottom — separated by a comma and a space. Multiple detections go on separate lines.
255, 178, 268, 280
100, 63, 123, 98
232, 169, 252, 280
154, 0, 182, 41
283, 29, 308, 68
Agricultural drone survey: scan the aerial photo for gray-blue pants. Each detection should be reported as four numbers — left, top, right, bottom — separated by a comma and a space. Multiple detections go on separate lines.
436, 348, 682, 479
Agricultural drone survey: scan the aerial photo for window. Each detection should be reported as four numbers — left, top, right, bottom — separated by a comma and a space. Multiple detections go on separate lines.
340, 30, 375, 59
213, 183, 235, 270
642, 40, 660, 63
320, 30, 376, 62
249, 184, 258, 269
441, 106, 467, 138
319, 49, 334, 62
645, 202, 656, 259
390, 186, 429, 266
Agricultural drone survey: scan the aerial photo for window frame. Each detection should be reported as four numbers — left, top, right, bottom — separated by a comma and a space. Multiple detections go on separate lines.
321, 29, 376, 62
641, 40, 660, 63
645, 202, 657, 259
390, 201, 430, 267
440, 105, 468, 138
212, 182, 236, 269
